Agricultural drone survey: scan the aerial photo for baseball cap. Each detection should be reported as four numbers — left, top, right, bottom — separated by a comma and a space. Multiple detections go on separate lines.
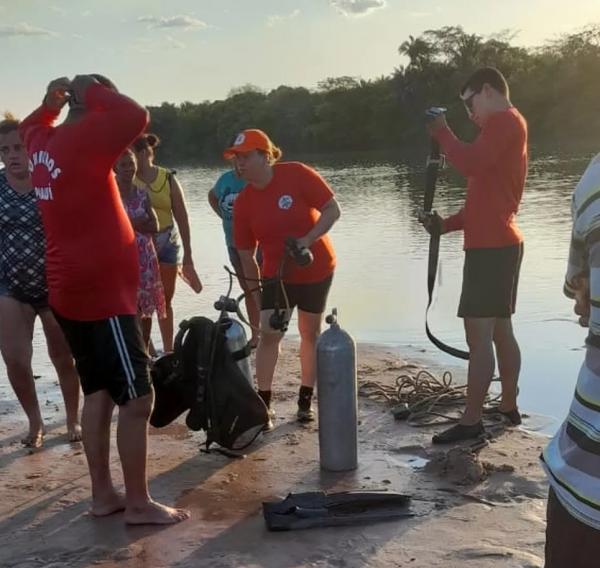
223, 129, 282, 161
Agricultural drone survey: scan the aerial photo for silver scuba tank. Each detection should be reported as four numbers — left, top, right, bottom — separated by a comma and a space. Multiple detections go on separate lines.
222, 317, 253, 386
316, 308, 358, 472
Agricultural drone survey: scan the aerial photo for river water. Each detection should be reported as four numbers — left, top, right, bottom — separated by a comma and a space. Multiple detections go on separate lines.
3, 153, 593, 434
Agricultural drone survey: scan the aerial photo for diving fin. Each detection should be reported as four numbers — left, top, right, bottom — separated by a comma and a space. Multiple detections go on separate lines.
262, 491, 413, 531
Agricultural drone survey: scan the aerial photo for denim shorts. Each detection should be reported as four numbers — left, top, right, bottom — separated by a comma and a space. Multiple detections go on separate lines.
154, 225, 183, 265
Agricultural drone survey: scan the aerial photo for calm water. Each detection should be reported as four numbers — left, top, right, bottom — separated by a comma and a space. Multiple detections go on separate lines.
13, 153, 595, 433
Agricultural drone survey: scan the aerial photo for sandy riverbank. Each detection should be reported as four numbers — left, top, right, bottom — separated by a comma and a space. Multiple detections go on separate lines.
0, 342, 549, 568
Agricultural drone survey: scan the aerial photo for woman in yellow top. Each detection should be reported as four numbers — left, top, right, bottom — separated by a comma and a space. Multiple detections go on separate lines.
132, 133, 202, 352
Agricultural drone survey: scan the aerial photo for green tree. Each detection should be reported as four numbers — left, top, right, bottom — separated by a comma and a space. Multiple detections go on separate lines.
146, 24, 600, 163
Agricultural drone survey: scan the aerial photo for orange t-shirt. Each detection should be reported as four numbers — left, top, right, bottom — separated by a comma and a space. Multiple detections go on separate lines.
233, 161, 336, 284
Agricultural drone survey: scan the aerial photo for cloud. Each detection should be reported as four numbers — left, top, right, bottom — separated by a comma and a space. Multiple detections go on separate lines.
138, 15, 208, 30
0, 22, 57, 38
165, 35, 185, 49
330, 0, 386, 17
267, 9, 300, 28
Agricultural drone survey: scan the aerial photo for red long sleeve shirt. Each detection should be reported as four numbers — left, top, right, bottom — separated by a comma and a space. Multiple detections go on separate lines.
433, 107, 528, 249
20, 84, 148, 320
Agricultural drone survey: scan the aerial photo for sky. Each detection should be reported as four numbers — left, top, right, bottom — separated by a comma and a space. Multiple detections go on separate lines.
2, 0, 600, 117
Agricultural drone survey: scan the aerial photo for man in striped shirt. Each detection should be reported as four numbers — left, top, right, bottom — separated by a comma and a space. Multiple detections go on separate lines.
541, 153, 600, 566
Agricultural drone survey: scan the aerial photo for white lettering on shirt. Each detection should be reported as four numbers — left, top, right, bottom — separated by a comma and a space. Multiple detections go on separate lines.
29, 150, 61, 201
34, 186, 54, 201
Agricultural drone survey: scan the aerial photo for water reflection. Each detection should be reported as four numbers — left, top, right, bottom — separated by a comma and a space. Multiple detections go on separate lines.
12, 154, 592, 434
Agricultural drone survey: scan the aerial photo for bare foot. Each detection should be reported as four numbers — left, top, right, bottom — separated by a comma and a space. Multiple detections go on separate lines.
125, 500, 190, 525
67, 422, 82, 443
91, 492, 127, 517
22, 426, 45, 448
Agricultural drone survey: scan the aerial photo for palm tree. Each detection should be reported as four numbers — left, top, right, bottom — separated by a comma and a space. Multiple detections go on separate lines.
399, 35, 437, 70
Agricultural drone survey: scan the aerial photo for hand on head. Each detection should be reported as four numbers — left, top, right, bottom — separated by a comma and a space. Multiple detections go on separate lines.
45, 77, 71, 112
69, 75, 100, 104
45, 74, 116, 112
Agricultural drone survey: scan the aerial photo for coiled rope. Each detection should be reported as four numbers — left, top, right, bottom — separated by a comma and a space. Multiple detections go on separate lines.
358, 366, 503, 427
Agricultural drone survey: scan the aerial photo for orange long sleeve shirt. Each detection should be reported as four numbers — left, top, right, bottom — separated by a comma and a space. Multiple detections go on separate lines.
433, 107, 528, 250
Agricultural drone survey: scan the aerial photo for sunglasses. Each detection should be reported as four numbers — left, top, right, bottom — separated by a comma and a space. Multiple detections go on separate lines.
462, 90, 479, 113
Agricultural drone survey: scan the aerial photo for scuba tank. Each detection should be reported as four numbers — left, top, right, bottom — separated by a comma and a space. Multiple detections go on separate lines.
214, 293, 253, 387
221, 316, 253, 386
316, 308, 358, 472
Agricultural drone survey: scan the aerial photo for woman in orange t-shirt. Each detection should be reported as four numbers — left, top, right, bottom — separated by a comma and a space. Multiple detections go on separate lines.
228, 129, 341, 430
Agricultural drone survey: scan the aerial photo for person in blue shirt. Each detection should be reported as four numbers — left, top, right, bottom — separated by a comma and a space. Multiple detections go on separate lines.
209, 166, 259, 346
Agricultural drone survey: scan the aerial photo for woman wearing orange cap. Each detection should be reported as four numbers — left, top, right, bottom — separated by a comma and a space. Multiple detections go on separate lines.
228, 129, 341, 430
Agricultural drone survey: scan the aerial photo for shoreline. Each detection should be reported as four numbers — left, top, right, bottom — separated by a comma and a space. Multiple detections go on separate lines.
0, 340, 549, 567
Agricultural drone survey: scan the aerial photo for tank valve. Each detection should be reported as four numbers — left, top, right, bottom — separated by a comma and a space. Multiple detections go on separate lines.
325, 307, 338, 326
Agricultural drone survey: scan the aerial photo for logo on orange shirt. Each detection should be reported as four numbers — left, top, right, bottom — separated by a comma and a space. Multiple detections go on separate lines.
278, 195, 293, 210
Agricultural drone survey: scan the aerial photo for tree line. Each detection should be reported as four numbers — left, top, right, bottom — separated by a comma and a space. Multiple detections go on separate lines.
147, 25, 600, 164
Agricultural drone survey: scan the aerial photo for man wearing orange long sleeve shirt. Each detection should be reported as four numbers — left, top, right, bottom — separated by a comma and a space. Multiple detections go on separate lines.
421, 67, 528, 444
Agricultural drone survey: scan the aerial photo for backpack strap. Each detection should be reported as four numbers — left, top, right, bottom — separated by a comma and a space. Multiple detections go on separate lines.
173, 319, 190, 359
202, 319, 225, 452
230, 342, 251, 361
166, 169, 178, 189
184, 317, 217, 433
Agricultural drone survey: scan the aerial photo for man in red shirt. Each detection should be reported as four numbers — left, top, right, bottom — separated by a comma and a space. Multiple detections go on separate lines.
20, 75, 189, 524
421, 67, 528, 443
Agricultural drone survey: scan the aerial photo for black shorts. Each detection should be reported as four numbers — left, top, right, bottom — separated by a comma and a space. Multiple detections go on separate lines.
0, 282, 49, 313
458, 243, 523, 318
261, 274, 333, 314
54, 313, 152, 405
